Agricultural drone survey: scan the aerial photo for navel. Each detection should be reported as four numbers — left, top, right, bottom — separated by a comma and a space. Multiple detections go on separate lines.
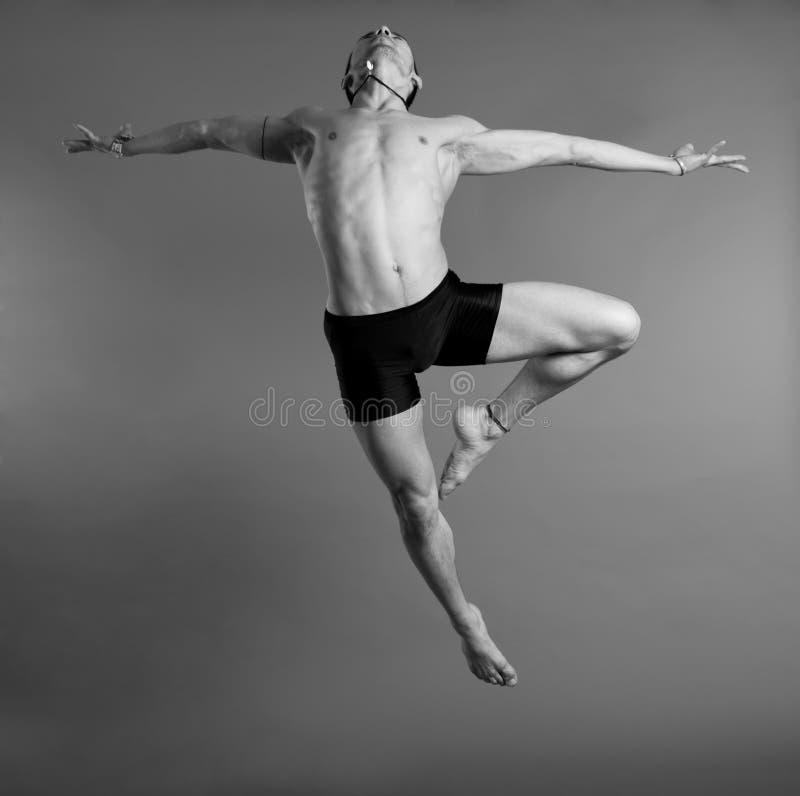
392, 262, 409, 302
328, 131, 337, 140
418, 135, 428, 145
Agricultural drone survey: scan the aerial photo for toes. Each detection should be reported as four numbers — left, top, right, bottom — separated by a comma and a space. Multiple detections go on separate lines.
439, 481, 455, 499
470, 662, 516, 687
438, 464, 455, 499
499, 663, 518, 687
439, 474, 460, 500
477, 666, 496, 684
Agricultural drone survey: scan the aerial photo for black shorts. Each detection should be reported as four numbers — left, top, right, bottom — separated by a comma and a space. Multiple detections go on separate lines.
323, 269, 503, 422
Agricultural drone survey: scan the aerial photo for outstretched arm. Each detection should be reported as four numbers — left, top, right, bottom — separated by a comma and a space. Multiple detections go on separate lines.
62, 112, 307, 163
449, 117, 748, 176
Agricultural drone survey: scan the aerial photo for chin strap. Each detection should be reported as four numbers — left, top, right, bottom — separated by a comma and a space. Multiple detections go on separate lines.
350, 60, 411, 109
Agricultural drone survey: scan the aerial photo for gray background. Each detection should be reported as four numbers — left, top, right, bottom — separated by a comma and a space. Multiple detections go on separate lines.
2, 0, 798, 794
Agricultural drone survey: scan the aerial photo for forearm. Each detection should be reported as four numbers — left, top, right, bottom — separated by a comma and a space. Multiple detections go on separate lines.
573, 137, 681, 175
121, 119, 208, 156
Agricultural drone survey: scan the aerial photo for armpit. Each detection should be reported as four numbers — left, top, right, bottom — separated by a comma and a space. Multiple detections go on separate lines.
261, 114, 315, 162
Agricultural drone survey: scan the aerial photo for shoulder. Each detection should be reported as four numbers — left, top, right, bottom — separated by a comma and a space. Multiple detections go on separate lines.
256, 106, 326, 162
265, 105, 331, 150
437, 114, 489, 139
419, 114, 490, 153
419, 115, 489, 164
284, 104, 333, 126
402, 112, 488, 136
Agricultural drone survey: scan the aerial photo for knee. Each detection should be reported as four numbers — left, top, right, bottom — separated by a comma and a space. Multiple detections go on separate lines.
608, 301, 641, 352
390, 480, 439, 532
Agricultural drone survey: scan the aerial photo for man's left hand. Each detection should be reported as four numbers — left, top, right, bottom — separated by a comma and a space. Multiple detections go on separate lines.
672, 140, 749, 174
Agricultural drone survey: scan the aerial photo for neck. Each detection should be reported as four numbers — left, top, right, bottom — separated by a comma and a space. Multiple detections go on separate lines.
350, 72, 409, 112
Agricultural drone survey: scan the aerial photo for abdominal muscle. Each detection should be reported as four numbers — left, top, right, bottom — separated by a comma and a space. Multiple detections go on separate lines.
317, 217, 450, 316
299, 113, 453, 316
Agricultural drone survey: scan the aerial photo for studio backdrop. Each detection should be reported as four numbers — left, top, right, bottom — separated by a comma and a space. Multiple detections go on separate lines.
1, 1, 798, 795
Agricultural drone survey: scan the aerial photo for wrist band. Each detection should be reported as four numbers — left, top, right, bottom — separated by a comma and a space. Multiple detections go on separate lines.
486, 403, 510, 434
261, 115, 270, 160
673, 155, 686, 175
110, 133, 134, 159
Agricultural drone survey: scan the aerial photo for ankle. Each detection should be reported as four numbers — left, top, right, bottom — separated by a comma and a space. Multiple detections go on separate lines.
483, 404, 508, 438
451, 605, 480, 637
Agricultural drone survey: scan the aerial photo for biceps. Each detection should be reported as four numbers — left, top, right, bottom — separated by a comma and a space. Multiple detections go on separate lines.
458, 129, 579, 174
205, 114, 296, 162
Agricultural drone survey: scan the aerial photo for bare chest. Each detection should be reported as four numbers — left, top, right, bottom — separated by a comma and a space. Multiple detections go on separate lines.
295, 115, 457, 197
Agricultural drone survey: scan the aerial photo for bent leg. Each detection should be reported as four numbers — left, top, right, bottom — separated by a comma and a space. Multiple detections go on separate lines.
440, 280, 641, 498
485, 280, 641, 428
486, 280, 641, 363
352, 404, 517, 687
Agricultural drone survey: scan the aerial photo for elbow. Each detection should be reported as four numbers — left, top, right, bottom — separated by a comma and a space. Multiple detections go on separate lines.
569, 137, 593, 167
194, 120, 214, 149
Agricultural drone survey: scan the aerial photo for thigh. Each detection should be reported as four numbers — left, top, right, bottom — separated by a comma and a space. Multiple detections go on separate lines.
351, 403, 437, 498
486, 280, 638, 363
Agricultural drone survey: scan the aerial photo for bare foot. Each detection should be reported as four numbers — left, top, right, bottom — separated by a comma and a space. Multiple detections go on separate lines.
457, 603, 518, 687
439, 403, 505, 500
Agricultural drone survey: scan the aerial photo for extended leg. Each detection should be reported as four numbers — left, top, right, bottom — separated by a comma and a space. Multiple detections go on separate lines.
439, 280, 641, 498
352, 403, 518, 686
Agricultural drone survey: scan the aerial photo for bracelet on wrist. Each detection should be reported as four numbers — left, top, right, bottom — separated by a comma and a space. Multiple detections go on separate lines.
673, 155, 686, 176
110, 133, 134, 158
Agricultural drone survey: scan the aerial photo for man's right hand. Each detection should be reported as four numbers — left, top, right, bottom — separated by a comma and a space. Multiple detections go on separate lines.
62, 122, 133, 155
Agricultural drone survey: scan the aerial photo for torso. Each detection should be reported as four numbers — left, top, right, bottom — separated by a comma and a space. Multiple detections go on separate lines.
285, 105, 471, 315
